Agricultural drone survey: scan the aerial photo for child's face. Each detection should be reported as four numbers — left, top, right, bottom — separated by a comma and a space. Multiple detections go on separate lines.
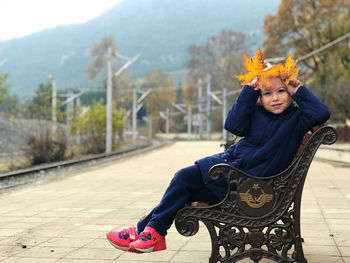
260, 77, 292, 114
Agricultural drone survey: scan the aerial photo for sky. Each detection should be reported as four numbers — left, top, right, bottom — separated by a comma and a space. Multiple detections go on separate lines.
0, 0, 122, 41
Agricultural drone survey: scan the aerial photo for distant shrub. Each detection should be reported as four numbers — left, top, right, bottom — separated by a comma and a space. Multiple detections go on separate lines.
26, 130, 67, 165
70, 99, 125, 154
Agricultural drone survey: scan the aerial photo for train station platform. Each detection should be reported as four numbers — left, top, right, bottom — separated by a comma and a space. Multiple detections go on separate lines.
0, 141, 349, 262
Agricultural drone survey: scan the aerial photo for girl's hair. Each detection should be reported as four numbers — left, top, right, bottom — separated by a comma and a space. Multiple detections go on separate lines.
256, 97, 263, 107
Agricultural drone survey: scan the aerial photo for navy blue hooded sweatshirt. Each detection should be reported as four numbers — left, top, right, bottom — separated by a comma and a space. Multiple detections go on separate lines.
195, 85, 330, 190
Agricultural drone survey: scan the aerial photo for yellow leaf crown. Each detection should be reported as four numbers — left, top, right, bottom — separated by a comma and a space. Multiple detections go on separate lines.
234, 48, 299, 89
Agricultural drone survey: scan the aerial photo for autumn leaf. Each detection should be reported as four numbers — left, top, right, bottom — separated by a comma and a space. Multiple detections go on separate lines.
235, 54, 258, 85
256, 64, 282, 88
234, 48, 281, 89
279, 54, 299, 84
235, 49, 265, 85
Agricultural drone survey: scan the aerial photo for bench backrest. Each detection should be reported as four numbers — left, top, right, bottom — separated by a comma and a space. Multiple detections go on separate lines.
213, 126, 337, 225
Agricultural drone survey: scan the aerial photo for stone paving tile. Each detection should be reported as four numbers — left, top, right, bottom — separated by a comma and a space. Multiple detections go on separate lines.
37, 237, 92, 248
117, 250, 177, 262
114, 262, 162, 263
181, 241, 211, 252
301, 255, 344, 263
330, 225, 350, 235
63, 247, 121, 260
0, 229, 26, 237
333, 235, 350, 247
299, 229, 332, 238
1, 257, 58, 262
302, 236, 336, 246
338, 246, 350, 257
16, 217, 57, 224
0, 245, 23, 257
83, 238, 117, 249
13, 246, 77, 259
327, 218, 350, 225
169, 251, 210, 262
161, 232, 188, 251
77, 224, 116, 232
1, 221, 45, 230
301, 217, 327, 224
59, 229, 105, 239
2, 210, 42, 217
231, 259, 285, 263
0, 234, 50, 249
85, 218, 122, 225
57, 260, 115, 263
303, 245, 341, 256
0, 217, 26, 223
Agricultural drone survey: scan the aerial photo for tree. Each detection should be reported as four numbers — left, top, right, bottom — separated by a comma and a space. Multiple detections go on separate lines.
85, 35, 118, 83
113, 71, 134, 110
263, 0, 350, 122
79, 90, 105, 106
316, 82, 350, 122
263, 0, 350, 85
86, 35, 134, 110
182, 73, 199, 106
70, 99, 125, 154
0, 95, 21, 117
142, 69, 176, 133
186, 30, 247, 91
27, 80, 52, 120
0, 73, 10, 105
25, 79, 64, 121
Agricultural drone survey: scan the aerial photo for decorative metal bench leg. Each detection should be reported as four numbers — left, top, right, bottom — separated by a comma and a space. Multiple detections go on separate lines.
202, 219, 220, 263
295, 235, 307, 263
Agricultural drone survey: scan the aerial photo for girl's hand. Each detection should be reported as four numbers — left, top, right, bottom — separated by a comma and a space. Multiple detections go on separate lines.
247, 77, 259, 90
286, 79, 302, 95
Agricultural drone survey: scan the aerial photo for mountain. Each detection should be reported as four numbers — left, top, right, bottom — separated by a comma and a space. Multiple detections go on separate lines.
0, 0, 280, 96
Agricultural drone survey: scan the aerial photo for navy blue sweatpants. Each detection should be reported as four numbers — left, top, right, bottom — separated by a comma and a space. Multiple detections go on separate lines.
137, 164, 223, 236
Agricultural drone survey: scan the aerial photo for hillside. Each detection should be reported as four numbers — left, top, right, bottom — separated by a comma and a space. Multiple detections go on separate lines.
0, 0, 280, 96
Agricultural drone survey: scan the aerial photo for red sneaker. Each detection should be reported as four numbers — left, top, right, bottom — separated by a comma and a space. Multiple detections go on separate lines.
107, 227, 142, 253
129, 226, 166, 253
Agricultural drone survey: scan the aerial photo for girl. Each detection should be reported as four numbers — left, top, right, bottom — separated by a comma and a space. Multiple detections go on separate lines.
106, 50, 331, 253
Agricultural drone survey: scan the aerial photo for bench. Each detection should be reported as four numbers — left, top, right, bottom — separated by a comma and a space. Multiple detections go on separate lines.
175, 125, 337, 263
220, 135, 237, 151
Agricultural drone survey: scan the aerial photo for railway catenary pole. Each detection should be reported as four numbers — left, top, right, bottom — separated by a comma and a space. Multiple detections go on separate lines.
206, 74, 211, 140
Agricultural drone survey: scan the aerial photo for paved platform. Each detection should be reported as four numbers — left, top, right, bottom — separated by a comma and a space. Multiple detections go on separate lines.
0, 141, 349, 263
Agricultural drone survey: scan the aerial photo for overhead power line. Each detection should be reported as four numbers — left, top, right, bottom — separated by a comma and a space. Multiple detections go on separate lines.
298, 31, 350, 61
265, 31, 350, 63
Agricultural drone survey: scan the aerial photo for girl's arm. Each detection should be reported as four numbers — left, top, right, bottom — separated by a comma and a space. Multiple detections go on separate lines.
224, 84, 261, 137
291, 84, 331, 133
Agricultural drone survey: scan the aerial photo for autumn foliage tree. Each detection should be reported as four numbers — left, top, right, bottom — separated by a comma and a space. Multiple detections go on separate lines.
113, 71, 134, 110
186, 30, 247, 92
263, 0, 350, 82
85, 35, 118, 83
263, 0, 350, 121
85, 35, 133, 138
142, 69, 176, 133
183, 30, 248, 131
